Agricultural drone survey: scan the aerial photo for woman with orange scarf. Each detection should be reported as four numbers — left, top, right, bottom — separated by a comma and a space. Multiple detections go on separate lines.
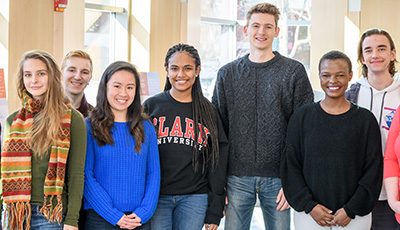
1, 50, 86, 230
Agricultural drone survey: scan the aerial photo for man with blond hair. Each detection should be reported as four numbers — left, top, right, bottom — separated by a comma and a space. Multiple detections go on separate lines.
61, 50, 94, 117
61, 50, 93, 229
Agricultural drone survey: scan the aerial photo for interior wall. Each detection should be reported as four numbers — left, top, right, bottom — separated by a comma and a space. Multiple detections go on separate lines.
310, 0, 347, 91
61, 1, 85, 58
360, 0, 400, 72
8, 1, 55, 113
7, 0, 84, 113
149, 0, 199, 90
150, 0, 184, 89
185, 0, 201, 49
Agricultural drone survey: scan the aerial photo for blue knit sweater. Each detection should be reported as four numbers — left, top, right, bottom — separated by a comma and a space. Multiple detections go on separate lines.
83, 120, 160, 225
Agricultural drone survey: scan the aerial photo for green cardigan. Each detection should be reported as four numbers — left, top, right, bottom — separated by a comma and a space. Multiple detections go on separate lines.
2, 108, 86, 227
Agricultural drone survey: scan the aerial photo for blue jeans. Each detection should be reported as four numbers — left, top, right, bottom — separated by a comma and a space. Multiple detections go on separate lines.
224, 176, 290, 230
2, 204, 64, 230
85, 209, 150, 230
150, 194, 208, 230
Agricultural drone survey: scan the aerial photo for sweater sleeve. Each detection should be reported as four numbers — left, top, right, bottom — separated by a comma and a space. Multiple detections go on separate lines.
292, 64, 314, 110
342, 114, 383, 218
204, 112, 229, 225
212, 67, 229, 136
64, 110, 87, 227
83, 121, 125, 225
345, 83, 360, 104
280, 110, 318, 213
384, 106, 400, 179
132, 121, 161, 224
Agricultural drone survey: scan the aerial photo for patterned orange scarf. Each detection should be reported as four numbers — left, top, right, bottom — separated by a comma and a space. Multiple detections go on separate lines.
1, 91, 71, 230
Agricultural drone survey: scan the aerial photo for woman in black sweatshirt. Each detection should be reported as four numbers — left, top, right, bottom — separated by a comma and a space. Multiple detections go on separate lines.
281, 50, 382, 229
144, 44, 229, 230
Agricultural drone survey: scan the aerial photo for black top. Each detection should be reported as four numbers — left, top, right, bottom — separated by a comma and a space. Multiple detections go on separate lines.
77, 94, 93, 118
281, 102, 383, 218
212, 52, 314, 177
143, 91, 229, 225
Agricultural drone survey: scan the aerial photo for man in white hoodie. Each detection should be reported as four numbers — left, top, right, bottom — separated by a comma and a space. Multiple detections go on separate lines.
346, 28, 400, 230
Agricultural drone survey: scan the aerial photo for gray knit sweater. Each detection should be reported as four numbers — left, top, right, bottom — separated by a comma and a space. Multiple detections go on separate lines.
212, 52, 314, 177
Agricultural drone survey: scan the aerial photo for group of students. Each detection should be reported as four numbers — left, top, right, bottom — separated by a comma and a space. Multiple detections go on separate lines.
1, 2, 400, 230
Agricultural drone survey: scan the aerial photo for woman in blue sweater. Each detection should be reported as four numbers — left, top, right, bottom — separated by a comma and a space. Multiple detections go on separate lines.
83, 61, 160, 229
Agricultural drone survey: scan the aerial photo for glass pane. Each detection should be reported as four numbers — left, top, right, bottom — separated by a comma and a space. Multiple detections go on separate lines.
199, 23, 235, 99
281, 0, 312, 70
201, 0, 235, 19
86, 0, 114, 5
237, 0, 279, 20
286, 25, 311, 70
84, 11, 113, 81
84, 11, 114, 106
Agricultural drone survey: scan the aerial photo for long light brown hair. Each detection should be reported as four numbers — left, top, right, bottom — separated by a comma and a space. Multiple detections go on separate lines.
16, 50, 68, 157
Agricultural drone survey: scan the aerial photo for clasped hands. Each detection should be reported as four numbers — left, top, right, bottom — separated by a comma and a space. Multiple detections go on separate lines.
116, 213, 142, 229
310, 204, 351, 227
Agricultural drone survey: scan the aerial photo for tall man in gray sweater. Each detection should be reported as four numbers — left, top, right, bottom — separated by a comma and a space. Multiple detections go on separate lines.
212, 3, 314, 230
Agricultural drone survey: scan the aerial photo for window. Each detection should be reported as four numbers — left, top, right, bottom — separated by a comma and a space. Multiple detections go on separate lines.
84, 1, 127, 106
199, 0, 312, 99
85, 10, 115, 80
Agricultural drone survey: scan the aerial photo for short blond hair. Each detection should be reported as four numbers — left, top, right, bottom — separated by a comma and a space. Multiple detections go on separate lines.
61, 49, 93, 74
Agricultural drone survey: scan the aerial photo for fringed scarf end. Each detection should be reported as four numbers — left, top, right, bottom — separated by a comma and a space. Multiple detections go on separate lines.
3, 202, 31, 230
39, 195, 63, 224
39, 195, 52, 220
49, 196, 63, 224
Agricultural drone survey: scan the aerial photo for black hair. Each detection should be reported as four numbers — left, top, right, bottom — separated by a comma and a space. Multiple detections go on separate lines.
88, 61, 147, 152
164, 43, 219, 173
319, 50, 352, 74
